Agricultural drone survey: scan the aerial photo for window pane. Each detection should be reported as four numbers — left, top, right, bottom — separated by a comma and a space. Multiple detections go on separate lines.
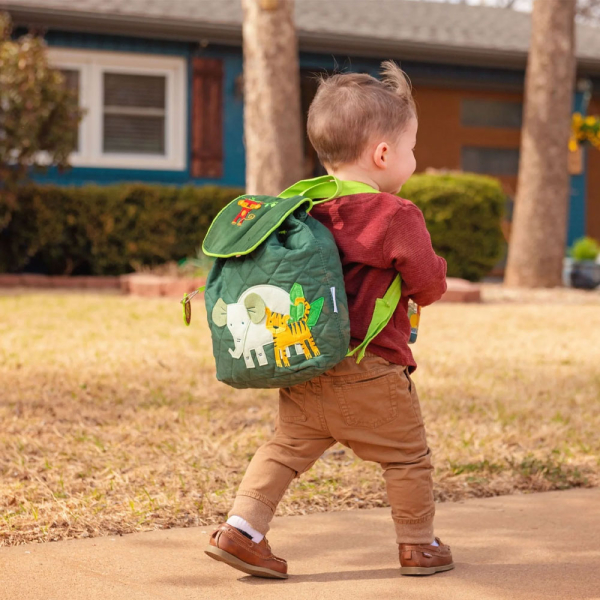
60, 69, 80, 151
104, 73, 166, 109
102, 73, 166, 155
103, 115, 165, 154
461, 99, 523, 129
461, 147, 520, 175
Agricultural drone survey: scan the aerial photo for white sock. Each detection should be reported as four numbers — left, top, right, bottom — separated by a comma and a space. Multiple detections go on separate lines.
226, 515, 264, 543
431, 538, 439, 547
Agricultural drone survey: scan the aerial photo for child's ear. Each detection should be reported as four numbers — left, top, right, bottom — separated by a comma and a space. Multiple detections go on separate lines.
372, 142, 389, 170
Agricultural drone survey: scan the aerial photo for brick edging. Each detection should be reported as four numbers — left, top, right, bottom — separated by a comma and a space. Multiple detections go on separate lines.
0, 274, 121, 289
440, 278, 482, 303
121, 275, 206, 298
0, 274, 206, 297
0, 274, 478, 302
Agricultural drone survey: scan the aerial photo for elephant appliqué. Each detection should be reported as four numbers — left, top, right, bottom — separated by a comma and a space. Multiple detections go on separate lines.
212, 284, 324, 369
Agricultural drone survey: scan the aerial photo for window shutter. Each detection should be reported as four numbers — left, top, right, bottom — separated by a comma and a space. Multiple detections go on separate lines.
191, 58, 223, 178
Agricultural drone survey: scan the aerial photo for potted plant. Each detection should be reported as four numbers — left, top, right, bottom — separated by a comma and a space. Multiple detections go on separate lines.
565, 237, 600, 290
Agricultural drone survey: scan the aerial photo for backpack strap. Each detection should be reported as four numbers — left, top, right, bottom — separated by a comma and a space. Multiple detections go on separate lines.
279, 175, 379, 204
346, 274, 402, 364
280, 176, 403, 364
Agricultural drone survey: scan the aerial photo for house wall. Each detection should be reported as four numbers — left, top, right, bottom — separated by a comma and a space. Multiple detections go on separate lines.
37, 31, 246, 187
35, 30, 526, 190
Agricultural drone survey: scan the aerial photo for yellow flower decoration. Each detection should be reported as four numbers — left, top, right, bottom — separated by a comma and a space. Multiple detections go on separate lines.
571, 112, 600, 152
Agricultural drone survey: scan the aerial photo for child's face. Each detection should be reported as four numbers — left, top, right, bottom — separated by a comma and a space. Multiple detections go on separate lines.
378, 117, 418, 194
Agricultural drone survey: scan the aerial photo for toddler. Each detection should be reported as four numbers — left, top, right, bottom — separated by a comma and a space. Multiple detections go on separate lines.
206, 61, 452, 578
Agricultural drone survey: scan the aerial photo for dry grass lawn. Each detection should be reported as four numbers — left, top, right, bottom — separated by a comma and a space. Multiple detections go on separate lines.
1, 285, 599, 546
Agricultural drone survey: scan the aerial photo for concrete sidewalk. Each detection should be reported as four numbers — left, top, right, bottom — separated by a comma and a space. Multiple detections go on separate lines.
2, 488, 599, 600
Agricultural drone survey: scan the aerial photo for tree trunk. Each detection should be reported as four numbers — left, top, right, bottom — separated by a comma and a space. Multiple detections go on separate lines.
504, 0, 577, 288
242, 0, 304, 196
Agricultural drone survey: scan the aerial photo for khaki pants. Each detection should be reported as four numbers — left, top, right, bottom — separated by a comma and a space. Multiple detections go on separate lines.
230, 352, 435, 544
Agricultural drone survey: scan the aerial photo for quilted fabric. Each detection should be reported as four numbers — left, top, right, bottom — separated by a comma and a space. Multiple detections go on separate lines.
204, 208, 350, 389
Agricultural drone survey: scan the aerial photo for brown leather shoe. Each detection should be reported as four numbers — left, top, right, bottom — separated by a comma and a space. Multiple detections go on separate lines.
399, 537, 454, 575
204, 523, 288, 579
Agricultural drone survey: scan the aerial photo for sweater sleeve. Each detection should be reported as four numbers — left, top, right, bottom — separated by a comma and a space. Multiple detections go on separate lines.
382, 202, 447, 307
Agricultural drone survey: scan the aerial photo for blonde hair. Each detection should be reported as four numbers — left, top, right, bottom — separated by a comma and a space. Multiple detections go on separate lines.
307, 61, 416, 169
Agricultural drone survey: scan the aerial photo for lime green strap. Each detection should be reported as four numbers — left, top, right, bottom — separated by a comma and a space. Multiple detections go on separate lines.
181, 285, 205, 304
279, 175, 379, 204
346, 274, 402, 364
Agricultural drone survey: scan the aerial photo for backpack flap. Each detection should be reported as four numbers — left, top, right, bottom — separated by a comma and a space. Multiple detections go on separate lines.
202, 194, 313, 258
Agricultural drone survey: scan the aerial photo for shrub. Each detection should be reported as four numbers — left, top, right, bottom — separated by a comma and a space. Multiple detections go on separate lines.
570, 237, 600, 262
0, 173, 506, 280
400, 173, 506, 281
0, 184, 243, 275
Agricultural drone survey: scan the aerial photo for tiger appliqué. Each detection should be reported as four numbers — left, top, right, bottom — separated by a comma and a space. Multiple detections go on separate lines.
265, 297, 321, 367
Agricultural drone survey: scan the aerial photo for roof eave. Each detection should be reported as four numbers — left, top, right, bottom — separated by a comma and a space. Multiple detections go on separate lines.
5, 6, 243, 45
298, 33, 529, 71
6, 5, 600, 76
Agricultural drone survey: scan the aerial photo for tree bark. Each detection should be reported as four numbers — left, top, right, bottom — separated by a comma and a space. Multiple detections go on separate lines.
242, 0, 304, 196
504, 0, 577, 288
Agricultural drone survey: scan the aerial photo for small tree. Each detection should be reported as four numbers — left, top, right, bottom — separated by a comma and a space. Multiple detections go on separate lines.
0, 14, 82, 194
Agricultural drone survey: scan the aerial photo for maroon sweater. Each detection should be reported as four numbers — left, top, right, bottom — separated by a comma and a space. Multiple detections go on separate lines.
310, 192, 447, 370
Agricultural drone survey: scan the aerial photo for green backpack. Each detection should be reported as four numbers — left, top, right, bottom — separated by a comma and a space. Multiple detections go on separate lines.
183, 175, 401, 389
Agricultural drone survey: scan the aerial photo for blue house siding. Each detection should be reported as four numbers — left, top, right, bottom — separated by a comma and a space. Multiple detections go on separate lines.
298, 52, 526, 91
44, 30, 193, 56
568, 90, 589, 247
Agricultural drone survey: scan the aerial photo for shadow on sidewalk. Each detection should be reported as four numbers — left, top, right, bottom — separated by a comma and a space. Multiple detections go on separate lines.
239, 567, 404, 584
158, 561, 598, 599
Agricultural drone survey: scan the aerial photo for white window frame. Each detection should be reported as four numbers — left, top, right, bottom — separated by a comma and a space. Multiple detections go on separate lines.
48, 48, 187, 171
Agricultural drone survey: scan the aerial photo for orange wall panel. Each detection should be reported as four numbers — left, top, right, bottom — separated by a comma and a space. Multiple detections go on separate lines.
413, 86, 462, 171
413, 86, 522, 198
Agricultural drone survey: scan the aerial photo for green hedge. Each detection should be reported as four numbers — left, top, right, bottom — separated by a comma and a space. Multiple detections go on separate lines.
0, 173, 505, 280
401, 173, 506, 281
0, 184, 243, 275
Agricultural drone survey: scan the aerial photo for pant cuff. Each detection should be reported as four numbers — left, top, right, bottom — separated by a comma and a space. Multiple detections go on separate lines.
229, 492, 275, 536
393, 515, 435, 544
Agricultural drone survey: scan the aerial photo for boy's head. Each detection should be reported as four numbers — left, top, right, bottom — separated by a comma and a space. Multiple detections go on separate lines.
307, 61, 417, 194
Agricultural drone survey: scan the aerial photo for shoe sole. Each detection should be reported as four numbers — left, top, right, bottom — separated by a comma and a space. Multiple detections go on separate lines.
204, 546, 288, 579
400, 563, 455, 576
